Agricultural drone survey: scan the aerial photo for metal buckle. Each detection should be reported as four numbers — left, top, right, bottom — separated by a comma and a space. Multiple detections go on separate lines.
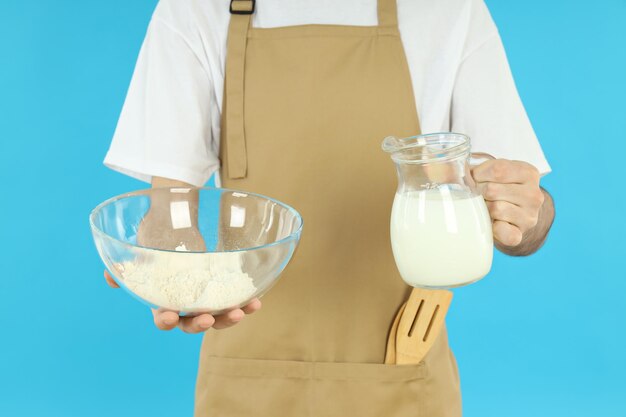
230, 0, 255, 15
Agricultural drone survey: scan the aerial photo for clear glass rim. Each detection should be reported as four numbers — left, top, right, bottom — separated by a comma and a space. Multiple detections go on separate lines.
89, 186, 304, 254
381, 132, 471, 164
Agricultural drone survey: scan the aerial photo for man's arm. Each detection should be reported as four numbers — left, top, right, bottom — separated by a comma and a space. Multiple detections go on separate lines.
138, 176, 206, 251
472, 160, 555, 257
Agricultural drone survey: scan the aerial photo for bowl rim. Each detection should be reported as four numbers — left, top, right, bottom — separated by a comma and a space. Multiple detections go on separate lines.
89, 186, 304, 254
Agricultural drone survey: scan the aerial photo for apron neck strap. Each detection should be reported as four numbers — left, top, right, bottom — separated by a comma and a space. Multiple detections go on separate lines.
377, 0, 399, 28
225, 0, 254, 179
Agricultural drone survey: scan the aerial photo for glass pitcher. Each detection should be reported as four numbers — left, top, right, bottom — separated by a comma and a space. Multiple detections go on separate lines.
382, 132, 494, 288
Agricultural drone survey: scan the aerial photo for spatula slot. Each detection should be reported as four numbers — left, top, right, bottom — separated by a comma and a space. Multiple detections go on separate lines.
423, 305, 440, 342
408, 299, 424, 337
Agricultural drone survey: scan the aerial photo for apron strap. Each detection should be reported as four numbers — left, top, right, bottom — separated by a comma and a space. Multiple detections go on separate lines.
225, 0, 255, 179
377, 0, 399, 28
224, 0, 397, 179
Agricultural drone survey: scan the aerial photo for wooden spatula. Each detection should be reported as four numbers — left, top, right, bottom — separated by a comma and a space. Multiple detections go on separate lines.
385, 288, 453, 365
384, 301, 406, 364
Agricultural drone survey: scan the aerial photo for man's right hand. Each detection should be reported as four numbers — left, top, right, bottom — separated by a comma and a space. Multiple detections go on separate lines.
104, 270, 262, 333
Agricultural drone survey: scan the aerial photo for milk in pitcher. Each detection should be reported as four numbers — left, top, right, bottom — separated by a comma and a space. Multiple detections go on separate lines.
390, 187, 493, 288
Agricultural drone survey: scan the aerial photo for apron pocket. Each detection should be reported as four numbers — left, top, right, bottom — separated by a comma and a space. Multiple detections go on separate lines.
313, 361, 427, 417
198, 356, 427, 417
198, 356, 312, 417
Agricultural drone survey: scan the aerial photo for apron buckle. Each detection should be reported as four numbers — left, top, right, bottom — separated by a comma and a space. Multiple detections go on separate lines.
230, 0, 256, 15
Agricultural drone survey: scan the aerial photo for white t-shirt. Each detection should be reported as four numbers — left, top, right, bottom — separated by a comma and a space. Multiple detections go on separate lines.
105, 0, 551, 187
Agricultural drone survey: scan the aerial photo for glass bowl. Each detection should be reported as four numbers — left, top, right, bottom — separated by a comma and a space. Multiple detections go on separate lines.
90, 187, 303, 315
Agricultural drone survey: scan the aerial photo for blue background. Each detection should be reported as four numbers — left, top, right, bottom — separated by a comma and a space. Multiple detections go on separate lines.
0, 1, 624, 416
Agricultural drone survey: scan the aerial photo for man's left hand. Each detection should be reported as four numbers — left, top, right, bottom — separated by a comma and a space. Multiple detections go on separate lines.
472, 159, 545, 247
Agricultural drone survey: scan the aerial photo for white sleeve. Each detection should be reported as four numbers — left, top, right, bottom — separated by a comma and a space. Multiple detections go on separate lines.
104, 15, 219, 187
451, 1, 551, 175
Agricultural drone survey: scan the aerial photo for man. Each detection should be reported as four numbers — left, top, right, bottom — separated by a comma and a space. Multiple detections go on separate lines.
103, 0, 555, 415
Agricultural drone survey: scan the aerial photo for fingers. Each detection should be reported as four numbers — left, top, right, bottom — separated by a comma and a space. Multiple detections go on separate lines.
178, 314, 216, 334
104, 270, 120, 288
178, 310, 245, 333
472, 160, 545, 248
153, 309, 216, 334
152, 309, 180, 331
241, 298, 262, 314
492, 220, 523, 247
151, 300, 261, 333
472, 159, 540, 185
202, 300, 261, 331
486, 201, 539, 232
212, 309, 246, 330
478, 182, 544, 209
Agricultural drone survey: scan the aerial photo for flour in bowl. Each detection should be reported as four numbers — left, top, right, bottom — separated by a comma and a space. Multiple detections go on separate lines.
115, 251, 257, 312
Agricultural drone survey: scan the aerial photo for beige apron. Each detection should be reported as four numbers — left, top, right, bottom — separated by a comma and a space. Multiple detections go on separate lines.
195, 1, 462, 415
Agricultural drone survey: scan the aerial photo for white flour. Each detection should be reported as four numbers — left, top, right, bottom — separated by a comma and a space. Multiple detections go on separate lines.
116, 251, 257, 312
